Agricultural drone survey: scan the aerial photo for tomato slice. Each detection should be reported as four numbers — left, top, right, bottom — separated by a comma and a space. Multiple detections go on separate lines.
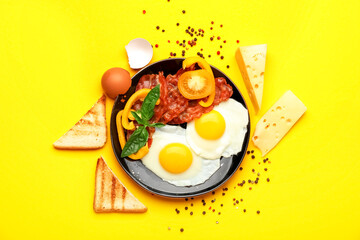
178, 70, 214, 99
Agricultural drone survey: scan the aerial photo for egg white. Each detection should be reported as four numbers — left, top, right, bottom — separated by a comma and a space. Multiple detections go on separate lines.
141, 125, 220, 187
186, 98, 249, 159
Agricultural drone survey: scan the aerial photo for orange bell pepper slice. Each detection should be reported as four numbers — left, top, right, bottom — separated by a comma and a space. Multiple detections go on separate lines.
182, 56, 213, 74
181, 56, 215, 107
199, 89, 216, 107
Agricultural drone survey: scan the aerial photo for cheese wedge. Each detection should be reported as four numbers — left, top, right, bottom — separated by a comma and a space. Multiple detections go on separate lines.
94, 156, 147, 213
235, 44, 267, 114
53, 95, 106, 149
252, 90, 306, 156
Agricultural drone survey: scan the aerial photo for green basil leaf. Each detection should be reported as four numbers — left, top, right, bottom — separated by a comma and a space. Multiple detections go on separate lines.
121, 126, 149, 158
140, 85, 160, 121
149, 122, 165, 128
131, 111, 147, 125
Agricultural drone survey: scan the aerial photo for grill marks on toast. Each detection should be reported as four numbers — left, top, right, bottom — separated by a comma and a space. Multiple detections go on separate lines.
93, 157, 147, 213
111, 175, 116, 208
53, 95, 107, 149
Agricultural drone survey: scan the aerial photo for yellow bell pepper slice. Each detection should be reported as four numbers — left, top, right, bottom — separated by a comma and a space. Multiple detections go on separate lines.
116, 110, 149, 160
128, 109, 135, 120
122, 88, 160, 130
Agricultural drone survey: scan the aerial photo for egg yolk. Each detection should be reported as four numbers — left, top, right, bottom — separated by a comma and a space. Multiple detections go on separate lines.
159, 143, 193, 174
195, 110, 226, 140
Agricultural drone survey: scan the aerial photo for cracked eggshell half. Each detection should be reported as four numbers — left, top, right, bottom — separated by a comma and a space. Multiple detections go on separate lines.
125, 38, 153, 69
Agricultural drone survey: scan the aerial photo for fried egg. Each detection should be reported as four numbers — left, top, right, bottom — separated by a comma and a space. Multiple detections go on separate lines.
186, 98, 249, 159
141, 125, 220, 187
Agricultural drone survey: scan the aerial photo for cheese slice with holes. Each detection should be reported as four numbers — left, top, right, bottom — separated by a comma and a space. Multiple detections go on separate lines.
252, 90, 306, 156
235, 44, 267, 114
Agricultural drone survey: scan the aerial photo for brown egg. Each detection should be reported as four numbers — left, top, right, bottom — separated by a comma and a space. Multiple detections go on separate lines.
101, 67, 131, 99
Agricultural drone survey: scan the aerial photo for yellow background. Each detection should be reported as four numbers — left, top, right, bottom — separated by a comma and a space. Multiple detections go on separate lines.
0, 0, 359, 239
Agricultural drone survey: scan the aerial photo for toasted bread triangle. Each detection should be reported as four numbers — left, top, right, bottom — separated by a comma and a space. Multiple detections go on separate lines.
53, 95, 107, 149
93, 156, 147, 213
